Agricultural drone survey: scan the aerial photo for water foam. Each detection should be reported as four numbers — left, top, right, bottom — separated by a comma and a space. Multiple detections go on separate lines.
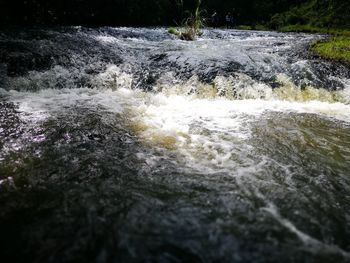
4, 67, 350, 167
263, 203, 350, 258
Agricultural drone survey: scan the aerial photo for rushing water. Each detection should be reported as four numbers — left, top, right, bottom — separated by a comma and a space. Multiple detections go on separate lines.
0, 27, 350, 262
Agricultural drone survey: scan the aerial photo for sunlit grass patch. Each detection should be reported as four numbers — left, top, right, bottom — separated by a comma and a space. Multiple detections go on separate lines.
313, 37, 350, 65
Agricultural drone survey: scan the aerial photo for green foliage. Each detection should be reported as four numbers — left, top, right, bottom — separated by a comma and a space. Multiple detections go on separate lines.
279, 25, 326, 33
169, 0, 205, 41
235, 25, 252, 30
313, 37, 350, 65
273, 5, 350, 67
253, 24, 268, 31
168, 27, 180, 35
279, 25, 350, 36
183, 0, 205, 38
269, 0, 350, 30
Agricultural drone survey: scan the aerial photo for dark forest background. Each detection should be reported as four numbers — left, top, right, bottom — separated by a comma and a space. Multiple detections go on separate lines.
0, 0, 349, 28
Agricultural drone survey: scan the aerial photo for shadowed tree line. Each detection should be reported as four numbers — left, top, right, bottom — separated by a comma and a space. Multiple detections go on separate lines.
0, 0, 349, 28
270, 0, 350, 29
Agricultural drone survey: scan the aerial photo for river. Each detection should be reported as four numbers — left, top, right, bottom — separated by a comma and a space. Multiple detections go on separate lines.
0, 27, 350, 262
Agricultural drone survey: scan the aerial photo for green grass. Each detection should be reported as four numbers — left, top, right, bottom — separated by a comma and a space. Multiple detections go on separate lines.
254, 24, 269, 31
312, 37, 350, 65
279, 25, 350, 36
279, 25, 322, 33
235, 24, 268, 31
266, 0, 350, 65
269, 0, 350, 31
235, 25, 252, 30
167, 0, 204, 41
276, 24, 350, 65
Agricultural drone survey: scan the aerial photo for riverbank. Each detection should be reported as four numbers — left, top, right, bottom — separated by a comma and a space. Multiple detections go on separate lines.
312, 37, 350, 65
277, 25, 350, 65
233, 24, 350, 66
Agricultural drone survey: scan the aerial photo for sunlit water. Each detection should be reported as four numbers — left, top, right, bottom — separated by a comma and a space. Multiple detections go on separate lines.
0, 27, 350, 262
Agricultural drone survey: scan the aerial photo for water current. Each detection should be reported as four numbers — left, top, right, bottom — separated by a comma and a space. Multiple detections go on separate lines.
0, 27, 350, 262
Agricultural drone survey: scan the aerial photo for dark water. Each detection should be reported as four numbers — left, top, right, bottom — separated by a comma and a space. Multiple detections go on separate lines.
0, 27, 350, 262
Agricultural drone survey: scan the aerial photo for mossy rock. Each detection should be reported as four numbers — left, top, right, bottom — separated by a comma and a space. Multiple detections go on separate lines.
168, 27, 180, 36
